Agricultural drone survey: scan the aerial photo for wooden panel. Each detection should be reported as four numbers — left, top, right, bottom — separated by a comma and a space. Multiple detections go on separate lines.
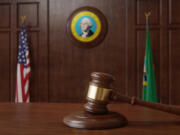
0, 32, 10, 101
169, 30, 180, 105
1, 0, 180, 105
49, 0, 126, 102
126, 0, 137, 97
168, 0, 180, 24
159, 0, 169, 104
136, 30, 160, 99
0, 3, 10, 28
16, 0, 48, 102
1, 0, 48, 102
17, 2, 39, 28
0, 1, 11, 102
37, 0, 48, 101
136, 0, 160, 25
127, 0, 168, 104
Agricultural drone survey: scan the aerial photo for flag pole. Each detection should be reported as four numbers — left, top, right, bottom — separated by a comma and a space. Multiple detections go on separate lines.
145, 12, 151, 24
142, 11, 158, 103
145, 12, 151, 19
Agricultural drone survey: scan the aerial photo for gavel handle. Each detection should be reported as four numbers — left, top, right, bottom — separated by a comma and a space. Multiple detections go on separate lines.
111, 91, 180, 116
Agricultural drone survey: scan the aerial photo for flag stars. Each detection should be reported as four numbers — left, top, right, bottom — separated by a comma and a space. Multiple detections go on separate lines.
16, 23, 31, 103
17, 25, 29, 66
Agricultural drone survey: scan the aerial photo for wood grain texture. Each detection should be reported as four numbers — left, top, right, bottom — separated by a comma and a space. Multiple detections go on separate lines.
0, 0, 48, 102
0, 103, 179, 134
49, 0, 126, 102
63, 111, 127, 129
0, 0, 180, 104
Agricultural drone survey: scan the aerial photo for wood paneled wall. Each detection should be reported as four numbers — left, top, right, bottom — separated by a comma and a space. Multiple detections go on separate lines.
0, 0, 180, 105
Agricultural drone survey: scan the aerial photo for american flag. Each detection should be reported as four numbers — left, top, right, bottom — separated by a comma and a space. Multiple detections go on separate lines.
15, 23, 31, 103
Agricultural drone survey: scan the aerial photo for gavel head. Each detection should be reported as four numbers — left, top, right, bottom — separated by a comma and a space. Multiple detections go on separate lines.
84, 72, 115, 114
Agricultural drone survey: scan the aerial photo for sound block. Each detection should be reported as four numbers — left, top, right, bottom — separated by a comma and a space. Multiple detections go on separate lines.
63, 111, 128, 129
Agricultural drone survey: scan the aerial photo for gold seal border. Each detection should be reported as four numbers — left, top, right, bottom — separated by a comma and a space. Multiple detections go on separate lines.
71, 11, 101, 42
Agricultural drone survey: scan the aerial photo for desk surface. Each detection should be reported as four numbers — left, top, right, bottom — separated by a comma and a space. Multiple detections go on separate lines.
0, 103, 180, 135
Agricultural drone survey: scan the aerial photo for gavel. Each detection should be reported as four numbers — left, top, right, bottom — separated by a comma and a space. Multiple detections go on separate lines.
63, 72, 180, 129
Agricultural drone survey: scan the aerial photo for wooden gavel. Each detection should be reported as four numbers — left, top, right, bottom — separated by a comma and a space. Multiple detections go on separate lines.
63, 72, 180, 129
85, 72, 180, 115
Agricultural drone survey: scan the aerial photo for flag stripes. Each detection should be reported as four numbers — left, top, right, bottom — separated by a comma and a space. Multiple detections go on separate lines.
15, 23, 31, 103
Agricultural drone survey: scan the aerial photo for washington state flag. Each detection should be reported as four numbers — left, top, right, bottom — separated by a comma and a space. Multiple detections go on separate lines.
142, 21, 158, 103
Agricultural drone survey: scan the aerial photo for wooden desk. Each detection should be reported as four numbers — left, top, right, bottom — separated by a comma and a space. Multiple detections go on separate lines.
0, 103, 179, 135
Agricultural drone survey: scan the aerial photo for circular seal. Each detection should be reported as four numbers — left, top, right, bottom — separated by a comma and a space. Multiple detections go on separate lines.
67, 7, 108, 48
71, 11, 101, 42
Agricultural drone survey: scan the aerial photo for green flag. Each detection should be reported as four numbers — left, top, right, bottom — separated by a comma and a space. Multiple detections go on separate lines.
142, 20, 158, 103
